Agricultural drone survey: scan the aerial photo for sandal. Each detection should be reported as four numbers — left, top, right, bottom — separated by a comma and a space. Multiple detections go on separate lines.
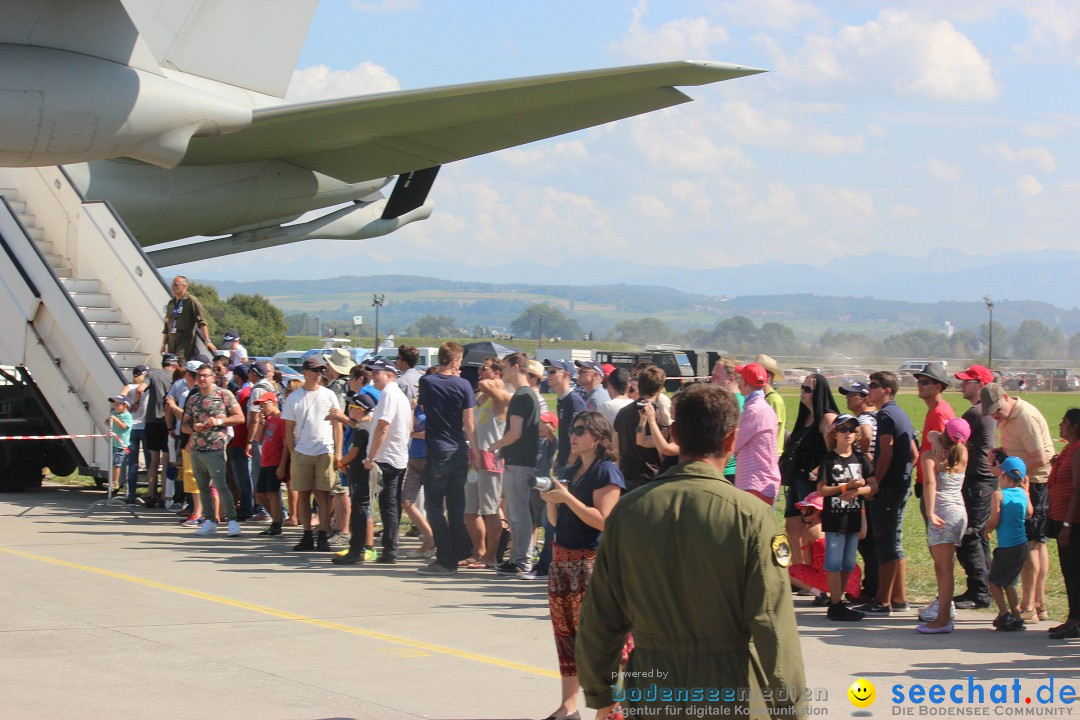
1037, 606, 1050, 622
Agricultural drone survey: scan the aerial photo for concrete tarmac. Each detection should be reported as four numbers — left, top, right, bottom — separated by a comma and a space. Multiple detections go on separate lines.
1, 483, 1077, 720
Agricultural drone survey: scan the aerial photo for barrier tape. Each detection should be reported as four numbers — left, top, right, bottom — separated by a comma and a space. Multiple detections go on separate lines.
0, 432, 128, 451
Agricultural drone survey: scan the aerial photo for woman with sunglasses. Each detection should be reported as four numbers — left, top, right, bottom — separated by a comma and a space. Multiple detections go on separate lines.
782, 374, 839, 564
916, 418, 971, 634
539, 410, 627, 720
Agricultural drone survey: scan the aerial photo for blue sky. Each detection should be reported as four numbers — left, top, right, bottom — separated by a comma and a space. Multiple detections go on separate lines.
179, 0, 1080, 285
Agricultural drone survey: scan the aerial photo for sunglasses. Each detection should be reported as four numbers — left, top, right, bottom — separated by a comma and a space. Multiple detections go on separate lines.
546, 369, 562, 375
867, 382, 883, 389
569, 425, 589, 437
917, 378, 936, 386
836, 425, 858, 434
196, 373, 214, 379
800, 385, 813, 393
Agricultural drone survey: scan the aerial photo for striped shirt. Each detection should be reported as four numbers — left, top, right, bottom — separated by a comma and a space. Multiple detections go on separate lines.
734, 390, 782, 499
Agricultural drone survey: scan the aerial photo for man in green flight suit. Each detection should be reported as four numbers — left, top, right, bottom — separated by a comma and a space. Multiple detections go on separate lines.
576, 383, 807, 719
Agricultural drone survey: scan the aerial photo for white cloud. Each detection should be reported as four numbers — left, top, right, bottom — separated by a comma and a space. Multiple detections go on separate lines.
984, 141, 1059, 172
889, 203, 924, 221
1017, 174, 1044, 198
927, 158, 961, 182
671, 180, 714, 214
498, 141, 590, 169
630, 194, 674, 222
350, 0, 419, 12
629, 114, 753, 174
718, 0, 822, 30
611, 0, 729, 62
285, 63, 400, 102
765, 10, 999, 101
718, 101, 864, 154
1021, 122, 1068, 139
1012, 0, 1080, 63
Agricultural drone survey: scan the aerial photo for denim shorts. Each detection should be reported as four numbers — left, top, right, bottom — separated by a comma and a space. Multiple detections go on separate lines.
111, 446, 127, 468
824, 532, 860, 573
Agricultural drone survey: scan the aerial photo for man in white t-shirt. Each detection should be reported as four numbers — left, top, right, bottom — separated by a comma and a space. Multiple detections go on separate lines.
363, 358, 413, 563
282, 355, 343, 552
222, 329, 248, 368
597, 367, 632, 426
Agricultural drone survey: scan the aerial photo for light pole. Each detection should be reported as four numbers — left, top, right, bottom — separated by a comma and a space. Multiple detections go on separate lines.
372, 293, 385, 353
538, 315, 544, 351
983, 295, 994, 371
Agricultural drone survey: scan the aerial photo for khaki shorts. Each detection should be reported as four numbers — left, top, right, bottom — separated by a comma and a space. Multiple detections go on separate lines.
404, 457, 425, 503
465, 469, 502, 516
291, 451, 334, 492
180, 449, 197, 494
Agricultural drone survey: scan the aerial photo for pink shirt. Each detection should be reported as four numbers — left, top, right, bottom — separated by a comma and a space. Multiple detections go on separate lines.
734, 391, 781, 499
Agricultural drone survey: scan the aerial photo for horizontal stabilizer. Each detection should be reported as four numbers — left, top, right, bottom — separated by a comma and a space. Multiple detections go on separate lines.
382, 167, 440, 220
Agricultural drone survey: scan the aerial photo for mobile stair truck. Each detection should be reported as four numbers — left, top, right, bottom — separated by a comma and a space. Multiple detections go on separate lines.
0, 166, 183, 490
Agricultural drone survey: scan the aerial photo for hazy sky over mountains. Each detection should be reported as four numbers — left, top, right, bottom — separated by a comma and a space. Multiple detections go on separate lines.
173, 1, 1080, 300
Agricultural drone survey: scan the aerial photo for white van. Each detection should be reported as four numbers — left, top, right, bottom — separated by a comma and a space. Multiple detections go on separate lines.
272, 351, 306, 372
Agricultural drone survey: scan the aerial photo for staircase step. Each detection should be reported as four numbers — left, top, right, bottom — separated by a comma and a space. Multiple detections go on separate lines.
100, 336, 139, 353
6, 200, 28, 214
33, 239, 54, 255
23, 226, 44, 242
70, 292, 112, 308
88, 321, 133, 338
60, 278, 101, 293
0, 188, 19, 200
54, 265, 73, 279
111, 352, 150, 368
81, 307, 123, 323
43, 251, 63, 266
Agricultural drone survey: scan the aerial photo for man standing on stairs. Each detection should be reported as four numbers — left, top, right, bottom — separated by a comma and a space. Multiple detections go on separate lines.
161, 276, 216, 363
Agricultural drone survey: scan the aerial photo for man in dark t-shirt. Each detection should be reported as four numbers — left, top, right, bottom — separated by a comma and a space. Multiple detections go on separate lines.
860, 371, 916, 615
545, 359, 585, 473
488, 352, 540, 576
416, 342, 478, 576
614, 365, 668, 492
953, 364, 998, 609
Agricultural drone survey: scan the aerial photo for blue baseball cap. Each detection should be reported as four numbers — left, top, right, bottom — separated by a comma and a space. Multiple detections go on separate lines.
1000, 456, 1026, 481
543, 358, 575, 375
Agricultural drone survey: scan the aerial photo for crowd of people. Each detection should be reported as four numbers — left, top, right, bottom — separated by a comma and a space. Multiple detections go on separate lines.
102, 277, 1078, 718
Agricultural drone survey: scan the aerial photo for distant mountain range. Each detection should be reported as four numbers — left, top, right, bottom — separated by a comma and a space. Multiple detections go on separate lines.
201, 248, 1080, 308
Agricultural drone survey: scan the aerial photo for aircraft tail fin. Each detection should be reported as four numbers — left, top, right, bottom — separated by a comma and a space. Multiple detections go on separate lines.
382, 167, 441, 220
121, 0, 318, 97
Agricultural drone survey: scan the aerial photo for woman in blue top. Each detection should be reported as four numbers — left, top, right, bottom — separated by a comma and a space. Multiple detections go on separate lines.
540, 410, 626, 720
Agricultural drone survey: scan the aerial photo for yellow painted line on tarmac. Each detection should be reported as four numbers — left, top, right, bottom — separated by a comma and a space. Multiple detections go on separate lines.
0, 545, 559, 678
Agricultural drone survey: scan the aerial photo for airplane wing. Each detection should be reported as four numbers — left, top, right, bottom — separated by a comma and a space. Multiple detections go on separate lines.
180, 61, 765, 184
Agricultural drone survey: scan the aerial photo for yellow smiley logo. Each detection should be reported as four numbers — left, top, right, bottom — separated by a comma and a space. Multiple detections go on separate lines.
848, 678, 876, 708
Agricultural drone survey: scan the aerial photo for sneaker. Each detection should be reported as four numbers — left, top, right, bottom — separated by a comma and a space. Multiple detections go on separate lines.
375, 554, 398, 564
495, 561, 528, 577
992, 611, 1011, 628
259, 523, 282, 536
812, 593, 832, 607
180, 516, 201, 527
404, 526, 421, 538
521, 568, 548, 581
328, 531, 351, 548
195, 520, 218, 536
417, 562, 456, 576
827, 603, 866, 621
176, 505, 191, 515
252, 510, 271, 522
999, 615, 1026, 632
363, 547, 379, 562
954, 594, 991, 610
315, 531, 331, 552
854, 601, 892, 615
892, 602, 909, 611
331, 549, 365, 565
404, 548, 435, 560
293, 531, 315, 551
919, 598, 956, 622
227, 520, 241, 537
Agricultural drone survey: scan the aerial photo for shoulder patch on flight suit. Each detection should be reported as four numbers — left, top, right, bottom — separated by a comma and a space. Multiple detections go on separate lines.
771, 534, 792, 567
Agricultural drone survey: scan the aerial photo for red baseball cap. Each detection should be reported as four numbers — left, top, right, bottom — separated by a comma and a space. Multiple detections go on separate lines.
955, 364, 993, 385
735, 363, 768, 388
601, 363, 617, 378
540, 411, 558, 429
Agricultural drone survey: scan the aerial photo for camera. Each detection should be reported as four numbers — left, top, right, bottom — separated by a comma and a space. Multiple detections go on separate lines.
530, 476, 561, 492
993, 448, 1008, 465
635, 399, 655, 411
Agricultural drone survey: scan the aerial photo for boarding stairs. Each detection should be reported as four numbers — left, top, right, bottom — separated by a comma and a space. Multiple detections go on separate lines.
0, 166, 170, 478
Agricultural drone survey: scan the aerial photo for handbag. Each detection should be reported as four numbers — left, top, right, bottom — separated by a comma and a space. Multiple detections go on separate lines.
778, 430, 807, 487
